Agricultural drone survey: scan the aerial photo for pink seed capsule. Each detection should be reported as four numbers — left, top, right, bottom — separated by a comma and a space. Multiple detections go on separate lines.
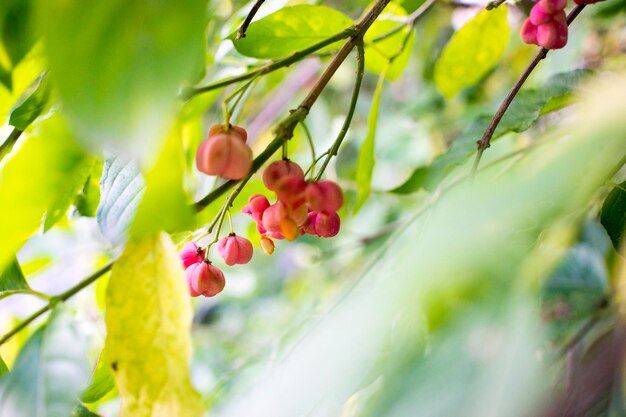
179, 242, 205, 269
274, 175, 307, 208
185, 261, 226, 297
521, 19, 538, 45
196, 133, 253, 180
537, 0, 566, 13
208, 123, 248, 143
305, 180, 344, 213
530, 4, 551, 25
262, 202, 288, 233
216, 234, 254, 266
537, 21, 567, 49
288, 203, 309, 228
314, 211, 341, 238
262, 160, 305, 191
242, 194, 271, 223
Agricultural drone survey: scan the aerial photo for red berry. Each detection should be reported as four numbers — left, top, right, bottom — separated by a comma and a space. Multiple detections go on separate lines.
216, 234, 254, 266
262, 160, 304, 191
305, 180, 343, 213
185, 261, 226, 297
179, 242, 205, 269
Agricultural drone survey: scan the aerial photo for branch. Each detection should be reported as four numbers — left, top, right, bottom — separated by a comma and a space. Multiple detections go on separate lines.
236, 0, 266, 40
193, 0, 393, 212
0, 128, 23, 163
315, 42, 365, 180
371, 0, 436, 44
0, 261, 114, 346
471, 4, 586, 175
182, 28, 357, 100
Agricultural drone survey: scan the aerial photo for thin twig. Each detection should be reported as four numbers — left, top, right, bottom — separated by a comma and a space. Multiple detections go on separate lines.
182, 28, 357, 100
371, 0, 436, 44
315, 42, 365, 180
236, 0, 266, 40
486, 0, 507, 10
0, 261, 114, 346
193, 0, 393, 212
471, 4, 586, 175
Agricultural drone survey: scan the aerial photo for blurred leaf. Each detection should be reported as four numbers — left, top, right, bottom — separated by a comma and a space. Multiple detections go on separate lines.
81, 352, 115, 404
96, 156, 145, 247
0, 257, 29, 298
363, 3, 415, 80
0, 0, 35, 73
0, 115, 88, 271
355, 70, 387, 213
213, 73, 626, 417
434, 7, 509, 98
43, 157, 96, 231
38, 0, 207, 153
392, 70, 591, 194
72, 404, 102, 417
8, 74, 49, 131
74, 160, 104, 218
600, 180, 626, 250
0, 306, 90, 417
0, 45, 45, 124
0, 356, 7, 376
541, 241, 609, 343
105, 232, 204, 417
131, 123, 195, 239
231, 5, 353, 59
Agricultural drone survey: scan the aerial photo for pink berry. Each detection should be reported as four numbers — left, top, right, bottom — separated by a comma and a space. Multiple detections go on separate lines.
185, 261, 226, 297
313, 211, 341, 238
305, 180, 343, 213
196, 132, 253, 180
179, 242, 205, 269
537, 21, 567, 49
274, 175, 307, 208
288, 203, 308, 228
262, 202, 288, 233
521, 19, 538, 45
209, 123, 248, 142
242, 194, 271, 223
537, 0, 566, 13
216, 234, 254, 266
530, 4, 551, 25
262, 160, 304, 191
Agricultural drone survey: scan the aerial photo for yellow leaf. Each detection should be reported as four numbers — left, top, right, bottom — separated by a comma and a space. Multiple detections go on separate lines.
105, 232, 204, 417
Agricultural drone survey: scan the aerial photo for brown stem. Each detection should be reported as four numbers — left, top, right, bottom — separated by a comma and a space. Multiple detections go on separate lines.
193, 0, 392, 212
236, 0, 266, 40
472, 4, 586, 175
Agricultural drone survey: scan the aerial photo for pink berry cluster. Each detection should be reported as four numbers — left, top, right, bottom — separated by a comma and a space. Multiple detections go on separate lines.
521, 0, 605, 49
242, 159, 343, 254
521, 0, 568, 49
196, 124, 252, 179
179, 237, 253, 298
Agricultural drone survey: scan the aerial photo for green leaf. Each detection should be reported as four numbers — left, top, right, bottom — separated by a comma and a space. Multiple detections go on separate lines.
0, 306, 90, 417
0, 45, 45, 124
231, 4, 353, 59
37, 0, 207, 153
0, 115, 88, 271
434, 7, 510, 98
0, 356, 8, 376
72, 404, 102, 417
600, 180, 626, 250
43, 157, 96, 232
9, 74, 50, 131
363, 3, 415, 80
0, 0, 35, 72
131, 123, 195, 239
74, 161, 104, 218
392, 70, 591, 194
0, 257, 30, 298
355, 70, 387, 213
81, 351, 115, 404
96, 156, 145, 246
105, 232, 204, 417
